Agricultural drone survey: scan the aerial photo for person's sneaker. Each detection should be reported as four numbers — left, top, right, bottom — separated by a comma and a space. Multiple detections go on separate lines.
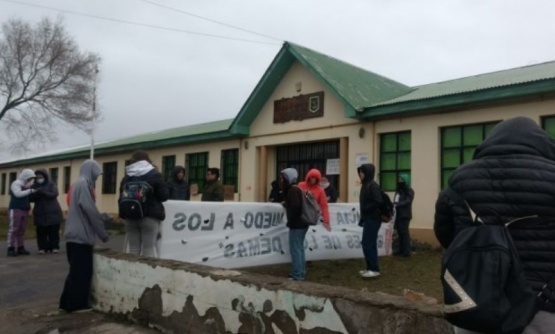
360, 270, 380, 278
359, 270, 366, 275
17, 247, 30, 255
38, 250, 46, 255
52, 249, 59, 254
7, 247, 17, 257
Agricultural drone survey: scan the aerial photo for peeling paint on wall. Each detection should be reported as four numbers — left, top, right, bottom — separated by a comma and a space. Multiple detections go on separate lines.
91, 251, 453, 334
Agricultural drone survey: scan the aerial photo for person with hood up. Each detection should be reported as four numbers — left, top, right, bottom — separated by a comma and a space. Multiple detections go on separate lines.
7, 168, 36, 256
393, 174, 415, 257
280, 168, 308, 281
357, 163, 383, 278
268, 180, 283, 203
434, 117, 555, 333
121, 150, 169, 257
30, 169, 64, 254
298, 169, 331, 232
167, 165, 190, 200
59, 160, 110, 313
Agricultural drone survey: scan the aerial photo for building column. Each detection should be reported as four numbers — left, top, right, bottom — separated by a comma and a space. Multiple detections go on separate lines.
258, 145, 268, 202
340, 137, 348, 202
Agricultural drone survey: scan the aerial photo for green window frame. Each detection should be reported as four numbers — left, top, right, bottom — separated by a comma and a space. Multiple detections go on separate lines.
49, 167, 59, 187
1, 173, 6, 195
162, 155, 176, 182
541, 116, 555, 139
9, 172, 16, 186
186, 152, 208, 193
63, 166, 71, 193
221, 149, 239, 193
379, 131, 411, 191
441, 122, 498, 189
102, 161, 118, 194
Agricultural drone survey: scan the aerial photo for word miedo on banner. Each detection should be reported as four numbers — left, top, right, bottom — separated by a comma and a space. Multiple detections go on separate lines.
159, 201, 393, 269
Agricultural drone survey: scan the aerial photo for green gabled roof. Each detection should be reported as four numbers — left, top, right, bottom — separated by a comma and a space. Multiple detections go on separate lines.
230, 42, 413, 135
360, 60, 555, 118
0, 119, 235, 168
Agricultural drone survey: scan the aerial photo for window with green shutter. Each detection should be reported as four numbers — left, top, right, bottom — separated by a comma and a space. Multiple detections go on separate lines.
379, 131, 411, 191
162, 155, 176, 182
186, 152, 209, 192
542, 116, 555, 139
441, 122, 498, 189
221, 149, 239, 193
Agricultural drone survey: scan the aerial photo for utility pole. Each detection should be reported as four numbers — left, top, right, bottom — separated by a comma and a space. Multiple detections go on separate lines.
90, 66, 99, 160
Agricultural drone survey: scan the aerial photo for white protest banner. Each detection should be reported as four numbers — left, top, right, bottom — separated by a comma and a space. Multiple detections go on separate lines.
159, 201, 393, 269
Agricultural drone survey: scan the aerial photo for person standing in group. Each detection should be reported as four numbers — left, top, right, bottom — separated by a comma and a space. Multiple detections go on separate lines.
357, 163, 383, 278
201, 167, 224, 202
320, 176, 338, 203
30, 169, 64, 254
298, 169, 331, 232
120, 150, 169, 258
268, 180, 283, 203
59, 160, 110, 313
434, 117, 555, 334
280, 168, 308, 281
167, 165, 190, 200
393, 174, 414, 257
6, 169, 36, 257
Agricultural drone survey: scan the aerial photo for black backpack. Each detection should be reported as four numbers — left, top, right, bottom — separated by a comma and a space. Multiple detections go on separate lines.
369, 182, 394, 222
118, 176, 153, 220
441, 189, 538, 334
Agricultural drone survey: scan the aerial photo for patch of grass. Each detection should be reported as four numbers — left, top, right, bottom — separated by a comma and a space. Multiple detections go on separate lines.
242, 247, 443, 302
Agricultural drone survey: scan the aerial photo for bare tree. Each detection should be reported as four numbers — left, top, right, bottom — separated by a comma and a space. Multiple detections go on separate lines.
0, 17, 100, 155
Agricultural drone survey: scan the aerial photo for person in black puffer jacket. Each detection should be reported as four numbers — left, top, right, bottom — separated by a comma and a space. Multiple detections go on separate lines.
434, 117, 555, 333
167, 165, 190, 200
120, 150, 169, 257
30, 169, 64, 254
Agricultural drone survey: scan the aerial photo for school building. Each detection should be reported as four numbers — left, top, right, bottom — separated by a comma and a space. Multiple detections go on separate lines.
1, 42, 555, 245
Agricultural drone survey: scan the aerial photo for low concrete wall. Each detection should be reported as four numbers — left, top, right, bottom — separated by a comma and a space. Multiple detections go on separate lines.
91, 249, 453, 334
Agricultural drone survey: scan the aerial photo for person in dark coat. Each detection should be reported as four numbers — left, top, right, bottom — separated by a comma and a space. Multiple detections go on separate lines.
434, 117, 555, 333
320, 176, 338, 203
201, 167, 224, 202
268, 180, 283, 203
120, 150, 169, 257
357, 163, 383, 278
393, 173, 414, 257
167, 166, 190, 200
30, 169, 64, 254
280, 168, 307, 281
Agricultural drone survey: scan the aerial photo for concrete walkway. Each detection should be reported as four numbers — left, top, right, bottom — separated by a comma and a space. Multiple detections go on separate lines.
0, 233, 158, 333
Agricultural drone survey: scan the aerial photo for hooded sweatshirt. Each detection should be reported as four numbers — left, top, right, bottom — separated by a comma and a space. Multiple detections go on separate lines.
357, 163, 383, 220
281, 168, 304, 229
30, 169, 64, 226
394, 173, 414, 220
167, 166, 190, 200
9, 169, 36, 210
120, 160, 169, 220
298, 169, 330, 224
434, 117, 555, 296
64, 160, 108, 245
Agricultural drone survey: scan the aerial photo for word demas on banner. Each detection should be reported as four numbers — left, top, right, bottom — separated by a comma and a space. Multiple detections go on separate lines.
158, 201, 393, 269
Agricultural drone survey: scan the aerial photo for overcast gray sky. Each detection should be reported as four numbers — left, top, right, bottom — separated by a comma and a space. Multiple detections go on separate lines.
1, 0, 555, 161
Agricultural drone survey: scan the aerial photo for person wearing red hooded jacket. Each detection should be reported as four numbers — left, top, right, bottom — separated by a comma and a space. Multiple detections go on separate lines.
298, 169, 331, 232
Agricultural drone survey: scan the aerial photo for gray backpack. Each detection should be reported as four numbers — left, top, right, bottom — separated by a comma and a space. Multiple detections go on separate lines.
296, 186, 321, 226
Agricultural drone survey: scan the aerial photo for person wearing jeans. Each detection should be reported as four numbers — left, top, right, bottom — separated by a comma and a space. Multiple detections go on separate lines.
280, 168, 307, 281
120, 150, 169, 257
357, 163, 383, 278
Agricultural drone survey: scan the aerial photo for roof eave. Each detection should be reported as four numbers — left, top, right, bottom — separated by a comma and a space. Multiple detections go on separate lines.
359, 79, 555, 120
